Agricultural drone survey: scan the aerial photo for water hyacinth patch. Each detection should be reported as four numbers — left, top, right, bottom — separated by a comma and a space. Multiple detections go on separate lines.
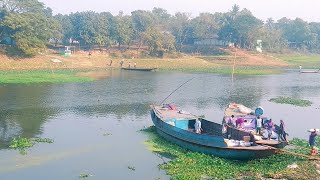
9, 137, 54, 155
142, 126, 319, 180
79, 173, 92, 179
10, 137, 35, 155
269, 96, 312, 107
34, 138, 54, 143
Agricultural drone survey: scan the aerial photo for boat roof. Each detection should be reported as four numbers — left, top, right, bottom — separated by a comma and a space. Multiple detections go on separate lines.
152, 105, 197, 121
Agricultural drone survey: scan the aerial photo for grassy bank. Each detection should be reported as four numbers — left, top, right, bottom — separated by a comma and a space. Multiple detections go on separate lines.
143, 126, 320, 180
275, 54, 320, 68
1, 50, 319, 84
0, 69, 93, 84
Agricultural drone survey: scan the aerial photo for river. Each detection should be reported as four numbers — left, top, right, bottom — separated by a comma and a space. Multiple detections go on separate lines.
0, 69, 319, 179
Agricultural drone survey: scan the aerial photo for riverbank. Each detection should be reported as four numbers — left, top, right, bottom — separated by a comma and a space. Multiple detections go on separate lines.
0, 49, 319, 84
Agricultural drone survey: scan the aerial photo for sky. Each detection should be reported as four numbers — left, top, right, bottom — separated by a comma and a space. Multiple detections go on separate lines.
39, 0, 320, 22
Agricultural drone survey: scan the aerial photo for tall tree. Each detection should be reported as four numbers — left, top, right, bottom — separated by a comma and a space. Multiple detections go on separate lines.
190, 13, 219, 40
218, 7, 262, 48
169, 12, 192, 51
142, 27, 175, 57
111, 13, 133, 49
0, 0, 60, 56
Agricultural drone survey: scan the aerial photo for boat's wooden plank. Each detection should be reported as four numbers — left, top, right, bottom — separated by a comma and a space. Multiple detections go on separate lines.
256, 140, 280, 145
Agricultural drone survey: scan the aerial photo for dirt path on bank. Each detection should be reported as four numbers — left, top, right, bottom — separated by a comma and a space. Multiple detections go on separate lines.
209, 48, 289, 67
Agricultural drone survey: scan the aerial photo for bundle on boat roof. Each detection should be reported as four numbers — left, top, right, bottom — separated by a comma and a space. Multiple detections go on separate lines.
224, 103, 254, 117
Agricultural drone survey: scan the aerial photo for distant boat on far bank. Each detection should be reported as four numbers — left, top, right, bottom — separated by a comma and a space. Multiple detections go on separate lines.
299, 65, 319, 73
121, 67, 157, 71
299, 69, 320, 73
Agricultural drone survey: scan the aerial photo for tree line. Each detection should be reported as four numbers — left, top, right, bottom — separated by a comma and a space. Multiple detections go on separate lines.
1, 0, 320, 56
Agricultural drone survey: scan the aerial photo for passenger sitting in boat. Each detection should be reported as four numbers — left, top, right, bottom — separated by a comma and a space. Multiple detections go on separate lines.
194, 118, 202, 134
236, 118, 244, 128
222, 123, 228, 138
255, 116, 263, 135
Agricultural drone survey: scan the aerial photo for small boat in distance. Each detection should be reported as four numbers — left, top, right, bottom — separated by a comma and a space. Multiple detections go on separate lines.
299, 69, 319, 73
121, 67, 157, 71
150, 104, 277, 160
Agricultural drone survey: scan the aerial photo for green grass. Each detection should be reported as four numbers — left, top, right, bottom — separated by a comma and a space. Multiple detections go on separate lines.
142, 126, 319, 180
276, 54, 320, 68
0, 69, 93, 84
160, 66, 282, 75
269, 96, 312, 107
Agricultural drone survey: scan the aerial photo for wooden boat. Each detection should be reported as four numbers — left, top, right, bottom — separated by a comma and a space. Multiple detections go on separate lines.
121, 67, 157, 71
300, 70, 319, 73
223, 103, 288, 148
150, 104, 277, 160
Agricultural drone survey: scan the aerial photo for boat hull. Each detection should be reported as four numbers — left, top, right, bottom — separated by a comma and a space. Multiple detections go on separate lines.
151, 109, 276, 160
121, 67, 157, 71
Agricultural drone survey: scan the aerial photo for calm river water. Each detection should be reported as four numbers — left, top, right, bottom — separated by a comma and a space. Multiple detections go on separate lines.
0, 69, 319, 179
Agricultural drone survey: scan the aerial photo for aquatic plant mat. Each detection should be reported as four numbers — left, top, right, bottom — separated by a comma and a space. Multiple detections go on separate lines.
142, 126, 320, 180
269, 96, 312, 107
10, 137, 54, 155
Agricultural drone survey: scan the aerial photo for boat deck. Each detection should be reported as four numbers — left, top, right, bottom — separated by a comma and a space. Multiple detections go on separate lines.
153, 106, 197, 121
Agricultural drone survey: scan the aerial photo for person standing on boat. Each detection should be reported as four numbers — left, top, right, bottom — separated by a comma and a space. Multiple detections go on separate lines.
266, 119, 274, 140
230, 115, 236, 124
227, 117, 235, 128
255, 116, 263, 135
195, 118, 202, 134
278, 120, 287, 142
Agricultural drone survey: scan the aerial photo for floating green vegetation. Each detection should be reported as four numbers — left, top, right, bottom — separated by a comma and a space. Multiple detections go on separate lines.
0, 69, 93, 84
34, 138, 54, 143
10, 137, 35, 155
9, 137, 54, 155
103, 132, 112, 136
127, 166, 136, 171
79, 173, 91, 179
142, 126, 319, 180
269, 96, 312, 107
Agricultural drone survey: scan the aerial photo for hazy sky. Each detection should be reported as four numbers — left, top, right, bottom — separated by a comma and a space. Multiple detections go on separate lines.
39, 0, 320, 22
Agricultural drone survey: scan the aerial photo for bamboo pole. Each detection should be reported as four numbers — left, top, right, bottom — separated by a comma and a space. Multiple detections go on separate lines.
278, 149, 320, 160
231, 48, 237, 82
261, 144, 320, 160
